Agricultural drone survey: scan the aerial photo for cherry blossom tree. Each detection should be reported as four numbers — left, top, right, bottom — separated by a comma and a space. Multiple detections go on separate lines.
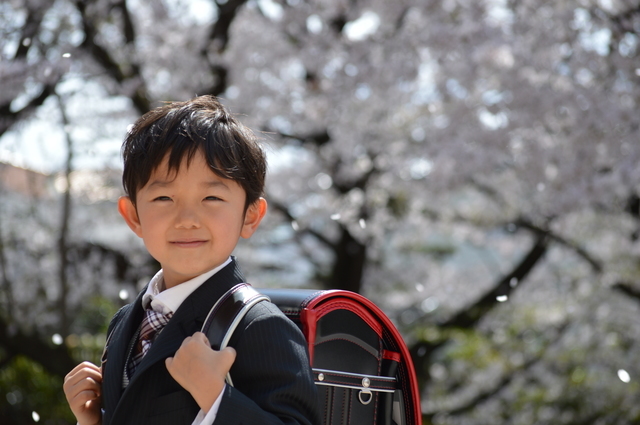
1, 0, 640, 423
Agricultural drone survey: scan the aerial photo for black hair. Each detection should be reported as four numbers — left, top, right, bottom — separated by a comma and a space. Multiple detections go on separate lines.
121, 95, 266, 209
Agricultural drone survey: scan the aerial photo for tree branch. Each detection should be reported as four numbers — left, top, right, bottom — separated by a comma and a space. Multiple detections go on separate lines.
0, 207, 14, 320
55, 94, 73, 336
612, 281, 640, 302
14, 6, 48, 59
268, 199, 336, 249
0, 80, 60, 138
442, 234, 548, 329
74, 0, 150, 113
514, 217, 602, 273
205, 0, 249, 53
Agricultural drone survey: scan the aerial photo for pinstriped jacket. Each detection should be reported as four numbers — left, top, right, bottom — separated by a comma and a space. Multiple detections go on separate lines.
101, 258, 320, 425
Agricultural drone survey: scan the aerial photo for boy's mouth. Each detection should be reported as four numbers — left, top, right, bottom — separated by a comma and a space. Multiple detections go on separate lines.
170, 239, 207, 248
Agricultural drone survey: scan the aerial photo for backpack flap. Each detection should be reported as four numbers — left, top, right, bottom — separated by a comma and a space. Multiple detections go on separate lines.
262, 289, 422, 425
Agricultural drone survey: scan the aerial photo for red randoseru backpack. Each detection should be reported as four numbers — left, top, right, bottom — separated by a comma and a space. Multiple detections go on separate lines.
202, 284, 422, 425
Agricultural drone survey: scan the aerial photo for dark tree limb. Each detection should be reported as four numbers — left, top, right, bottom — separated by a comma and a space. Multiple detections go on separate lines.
76, 1, 126, 82
14, 5, 48, 59
268, 199, 336, 249
196, 0, 249, 96
269, 198, 367, 292
278, 129, 331, 147
113, 0, 136, 44
205, 0, 250, 53
327, 229, 366, 293
0, 2, 59, 137
612, 281, 640, 302
468, 178, 602, 273
441, 234, 548, 329
275, 128, 377, 195
201, 64, 229, 97
514, 217, 602, 273
74, 0, 150, 113
411, 228, 554, 392
56, 94, 74, 336
0, 211, 14, 320
0, 80, 61, 138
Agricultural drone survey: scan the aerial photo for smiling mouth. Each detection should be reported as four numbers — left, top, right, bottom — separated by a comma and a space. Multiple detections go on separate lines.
170, 240, 207, 248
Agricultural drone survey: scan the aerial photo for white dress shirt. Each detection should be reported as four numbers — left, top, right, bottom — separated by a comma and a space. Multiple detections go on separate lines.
141, 257, 231, 425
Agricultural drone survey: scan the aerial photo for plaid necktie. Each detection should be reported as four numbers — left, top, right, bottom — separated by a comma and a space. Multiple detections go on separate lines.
127, 308, 173, 379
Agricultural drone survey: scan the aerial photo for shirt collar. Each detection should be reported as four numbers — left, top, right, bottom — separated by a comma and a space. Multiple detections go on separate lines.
142, 257, 233, 315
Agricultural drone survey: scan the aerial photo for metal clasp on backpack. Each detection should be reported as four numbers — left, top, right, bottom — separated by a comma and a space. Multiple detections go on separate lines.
314, 369, 396, 406
359, 377, 372, 405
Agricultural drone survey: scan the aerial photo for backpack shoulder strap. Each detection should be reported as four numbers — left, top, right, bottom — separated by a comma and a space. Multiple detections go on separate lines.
200, 283, 270, 386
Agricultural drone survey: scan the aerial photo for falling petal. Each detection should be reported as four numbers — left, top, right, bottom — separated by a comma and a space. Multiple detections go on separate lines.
119, 289, 129, 300
618, 369, 631, 383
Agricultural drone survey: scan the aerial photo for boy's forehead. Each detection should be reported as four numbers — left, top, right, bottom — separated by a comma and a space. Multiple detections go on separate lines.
154, 149, 209, 173
144, 152, 237, 188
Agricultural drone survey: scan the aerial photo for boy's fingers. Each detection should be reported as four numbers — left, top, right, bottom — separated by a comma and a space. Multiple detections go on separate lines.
71, 389, 100, 405
64, 367, 102, 398
66, 375, 101, 394
219, 346, 236, 367
65, 379, 101, 410
192, 331, 210, 346
65, 369, 102, 389
65, 362, 101, 381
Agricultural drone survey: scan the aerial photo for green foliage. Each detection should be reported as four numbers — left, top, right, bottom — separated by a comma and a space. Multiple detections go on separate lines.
0, 296, 117, 424
0, 356, 74, 425
73, 295, 118, 335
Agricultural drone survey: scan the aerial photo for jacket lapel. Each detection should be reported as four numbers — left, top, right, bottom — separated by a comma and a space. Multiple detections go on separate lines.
102, 288, 145, 413
123, 259, 245, 386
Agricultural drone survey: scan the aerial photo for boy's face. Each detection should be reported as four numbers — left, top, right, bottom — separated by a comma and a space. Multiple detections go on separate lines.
118, 150, 267, 289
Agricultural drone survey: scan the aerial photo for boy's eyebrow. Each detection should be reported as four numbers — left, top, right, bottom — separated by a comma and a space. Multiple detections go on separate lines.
146, 179, 174, 189
146, 179, 230, 189
201, 180, 230, 190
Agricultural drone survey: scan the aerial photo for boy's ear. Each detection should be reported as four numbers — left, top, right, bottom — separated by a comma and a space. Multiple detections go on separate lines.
117, 196, 143, 238
240, 197, 267, 239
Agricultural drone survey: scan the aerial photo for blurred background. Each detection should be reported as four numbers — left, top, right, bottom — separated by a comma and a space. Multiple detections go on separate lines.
1, 0, 640, 423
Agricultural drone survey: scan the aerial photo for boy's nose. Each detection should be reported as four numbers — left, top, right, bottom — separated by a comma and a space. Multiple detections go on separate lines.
174, 207, 201, 228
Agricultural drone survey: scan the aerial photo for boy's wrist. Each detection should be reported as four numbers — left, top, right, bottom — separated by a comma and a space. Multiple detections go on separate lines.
191, 381, 226, 412
77, 419, 102, 425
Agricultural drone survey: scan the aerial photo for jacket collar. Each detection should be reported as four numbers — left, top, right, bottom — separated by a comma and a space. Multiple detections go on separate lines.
103, 258, 245, 419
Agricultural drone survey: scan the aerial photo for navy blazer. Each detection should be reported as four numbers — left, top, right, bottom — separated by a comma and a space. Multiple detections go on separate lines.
101, 258, 320, 425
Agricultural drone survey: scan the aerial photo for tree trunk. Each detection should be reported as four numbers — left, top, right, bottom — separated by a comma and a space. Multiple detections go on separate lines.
326, 228, 367, 293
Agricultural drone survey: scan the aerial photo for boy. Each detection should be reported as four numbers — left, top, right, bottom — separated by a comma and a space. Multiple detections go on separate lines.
63, 96, 320, 425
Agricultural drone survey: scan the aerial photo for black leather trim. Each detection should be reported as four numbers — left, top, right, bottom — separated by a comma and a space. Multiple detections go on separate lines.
201, 283, 264, 350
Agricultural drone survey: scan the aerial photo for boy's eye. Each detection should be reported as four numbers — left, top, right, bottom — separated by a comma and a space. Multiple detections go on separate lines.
153, 196, 172, 201
204, 196, 223, 201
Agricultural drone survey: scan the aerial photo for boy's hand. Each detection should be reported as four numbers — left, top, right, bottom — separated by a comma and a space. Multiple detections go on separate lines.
165, 332, 236, 412
63, 362, 103, 425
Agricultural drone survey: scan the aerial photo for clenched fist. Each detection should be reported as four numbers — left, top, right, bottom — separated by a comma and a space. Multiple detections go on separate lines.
165, 331, 236, 412
63, 361, 103, 425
